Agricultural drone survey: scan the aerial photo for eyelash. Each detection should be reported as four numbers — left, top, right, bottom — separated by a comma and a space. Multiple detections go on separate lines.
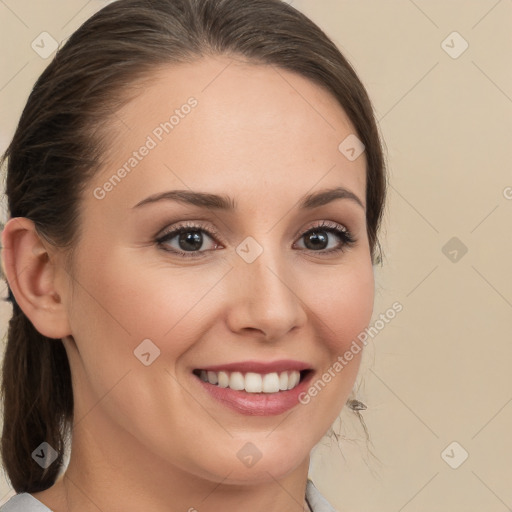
155, 220, 357, 259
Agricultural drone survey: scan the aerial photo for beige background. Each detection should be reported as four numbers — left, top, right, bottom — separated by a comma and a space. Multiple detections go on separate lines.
1, 1, 511, 511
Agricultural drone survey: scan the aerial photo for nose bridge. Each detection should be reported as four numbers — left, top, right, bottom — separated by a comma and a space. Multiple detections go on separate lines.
227, 234, 306, 337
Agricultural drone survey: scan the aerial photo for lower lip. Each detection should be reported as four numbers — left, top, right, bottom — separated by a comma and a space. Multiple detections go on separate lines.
193, 372, 314, 416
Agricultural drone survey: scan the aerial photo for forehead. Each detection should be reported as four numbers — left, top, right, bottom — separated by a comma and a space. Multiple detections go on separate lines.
91, 56, 366, 211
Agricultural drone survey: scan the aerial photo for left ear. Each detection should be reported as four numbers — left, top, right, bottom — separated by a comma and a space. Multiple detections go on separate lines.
1, 217, 72, 339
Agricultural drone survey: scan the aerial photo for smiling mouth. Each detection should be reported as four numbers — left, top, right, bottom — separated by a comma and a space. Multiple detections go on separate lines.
192, 369, 312, 394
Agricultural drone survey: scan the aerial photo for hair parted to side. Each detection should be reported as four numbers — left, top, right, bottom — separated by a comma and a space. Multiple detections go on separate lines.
0, 0, 387, 494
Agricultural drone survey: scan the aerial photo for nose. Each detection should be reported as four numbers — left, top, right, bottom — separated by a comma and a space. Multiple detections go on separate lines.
225, 243, 307, 341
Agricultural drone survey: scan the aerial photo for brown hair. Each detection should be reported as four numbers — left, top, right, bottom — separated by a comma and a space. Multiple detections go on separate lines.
1, 0, 387, 493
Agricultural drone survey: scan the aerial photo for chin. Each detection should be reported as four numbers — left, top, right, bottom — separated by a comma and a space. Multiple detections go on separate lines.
197, 439, 310, 485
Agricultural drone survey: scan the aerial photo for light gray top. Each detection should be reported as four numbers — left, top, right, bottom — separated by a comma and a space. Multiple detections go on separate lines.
0, 479, 337, 511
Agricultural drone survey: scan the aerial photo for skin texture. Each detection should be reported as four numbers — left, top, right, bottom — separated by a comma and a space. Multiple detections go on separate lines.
2, 55, 374, 512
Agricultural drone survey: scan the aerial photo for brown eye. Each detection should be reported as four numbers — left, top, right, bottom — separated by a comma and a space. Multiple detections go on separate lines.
156, 223, 221, 258
295, 221, 356, 255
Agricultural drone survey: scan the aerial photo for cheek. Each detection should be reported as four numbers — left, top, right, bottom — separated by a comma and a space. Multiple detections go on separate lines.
308, 259, 375, 355
71, 248, 374, 376
69, 250, 232, 360
291, 261, 374, 439
64, 241, 375, 479
65, 253, 224, 446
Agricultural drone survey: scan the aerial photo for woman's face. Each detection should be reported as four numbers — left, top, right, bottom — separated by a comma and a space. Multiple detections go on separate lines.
60, 56, 374, 484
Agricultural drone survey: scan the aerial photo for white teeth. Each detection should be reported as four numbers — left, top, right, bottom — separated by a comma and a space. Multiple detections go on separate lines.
279, 372, 288, 391
217, 371, 229, 388
207, 371, 218, 385
262, 373, 280, 393
198, 369, 303, 393
229, 372, 245, 391
245, 372, 262, 393
287, 371, 300, 390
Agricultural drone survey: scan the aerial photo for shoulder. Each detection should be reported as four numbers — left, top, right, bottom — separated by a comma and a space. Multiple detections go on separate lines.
306, 479, 339, 512
0, 493, 53, 512
2, 484, 333, 512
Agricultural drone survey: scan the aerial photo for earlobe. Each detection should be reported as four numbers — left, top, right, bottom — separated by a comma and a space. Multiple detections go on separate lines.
1, 217, 72, 339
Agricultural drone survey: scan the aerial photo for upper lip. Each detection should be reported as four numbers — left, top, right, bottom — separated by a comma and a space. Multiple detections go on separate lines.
195, 360, 312, 374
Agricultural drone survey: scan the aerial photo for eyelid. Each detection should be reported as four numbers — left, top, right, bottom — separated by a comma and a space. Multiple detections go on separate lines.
292, 219, 349, 241
157, 220, 224, 243
292, 220, 356, 253
155, 218, 357, 258
157, 219, 352, 240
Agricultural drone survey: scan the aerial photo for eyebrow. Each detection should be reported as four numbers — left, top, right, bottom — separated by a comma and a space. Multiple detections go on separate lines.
132, 186, 365, 211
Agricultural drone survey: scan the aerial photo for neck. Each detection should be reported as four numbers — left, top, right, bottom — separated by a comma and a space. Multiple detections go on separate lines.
41, 416, 312, 512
